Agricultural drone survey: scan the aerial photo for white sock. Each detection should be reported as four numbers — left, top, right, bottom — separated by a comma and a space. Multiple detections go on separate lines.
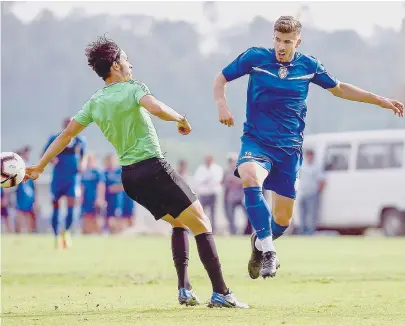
254, 237, 263, 251
260, 236, 275, 253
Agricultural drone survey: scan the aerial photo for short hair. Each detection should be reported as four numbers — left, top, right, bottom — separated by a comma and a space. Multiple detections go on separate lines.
274, 16, 302, 34
85, 35, 121, 80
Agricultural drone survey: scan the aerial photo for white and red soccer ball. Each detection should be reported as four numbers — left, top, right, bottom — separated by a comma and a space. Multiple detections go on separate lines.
1, 152, 26, 188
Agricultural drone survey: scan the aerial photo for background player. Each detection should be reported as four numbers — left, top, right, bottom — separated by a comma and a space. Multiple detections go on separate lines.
24, 35, 248, 309
213, 16, 404, 279
103, 154, 123, 234
15, 147, 38, 233
121, 192, 136, 230
44, 117, 86, 248
1, 188, 12, 233
80, 153, 105, 234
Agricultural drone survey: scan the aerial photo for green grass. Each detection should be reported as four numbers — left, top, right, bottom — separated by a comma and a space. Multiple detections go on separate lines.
1, 235, 405, 325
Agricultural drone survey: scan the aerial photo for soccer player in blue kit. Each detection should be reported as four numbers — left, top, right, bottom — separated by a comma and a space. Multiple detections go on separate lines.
44, 117, 86, 248
213, 16, 404, 279
81, 153, 105, 234
103, 154, 124, 234
15, 147, 38, 233
121, 192, 136, 229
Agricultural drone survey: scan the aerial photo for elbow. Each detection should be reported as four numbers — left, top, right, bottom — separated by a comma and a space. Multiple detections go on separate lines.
330, 83, 344, 98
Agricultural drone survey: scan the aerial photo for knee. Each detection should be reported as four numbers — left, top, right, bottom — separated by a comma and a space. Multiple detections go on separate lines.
238, 164, 265, 188
178, 201, 212, 235
273, 207, 293, 225
193, 211, 212, 235
52, 200, 59, 209
240, 171, 261, 187
66, 197, 76, 207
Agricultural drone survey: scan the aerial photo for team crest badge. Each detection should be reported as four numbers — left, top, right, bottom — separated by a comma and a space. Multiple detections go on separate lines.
278, 66, 288, 79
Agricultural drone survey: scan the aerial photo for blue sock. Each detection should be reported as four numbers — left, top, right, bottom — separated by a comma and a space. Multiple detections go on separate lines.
244, 187, 272, 240
51, 204, 59, 236
65, 207, 74, 231
271, 218, 289, 240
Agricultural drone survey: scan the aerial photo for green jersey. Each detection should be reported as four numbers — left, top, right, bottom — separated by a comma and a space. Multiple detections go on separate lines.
74, 80, 164, 166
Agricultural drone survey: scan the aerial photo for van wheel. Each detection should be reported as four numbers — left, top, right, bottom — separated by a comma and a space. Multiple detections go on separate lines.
381, 209, 405, 237
337, 228, 366, 236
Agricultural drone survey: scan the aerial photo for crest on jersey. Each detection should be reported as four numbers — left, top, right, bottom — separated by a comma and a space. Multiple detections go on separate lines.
278, 66, 288, 79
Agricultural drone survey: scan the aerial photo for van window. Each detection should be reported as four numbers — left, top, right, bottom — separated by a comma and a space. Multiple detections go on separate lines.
324, 144, 351, 171
356, 142, 403, 170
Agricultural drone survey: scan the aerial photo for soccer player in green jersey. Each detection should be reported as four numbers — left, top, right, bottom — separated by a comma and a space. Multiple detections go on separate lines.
24, 36, 248, 309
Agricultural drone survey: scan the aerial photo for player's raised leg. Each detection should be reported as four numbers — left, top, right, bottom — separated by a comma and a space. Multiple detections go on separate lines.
238, 161, 279, 279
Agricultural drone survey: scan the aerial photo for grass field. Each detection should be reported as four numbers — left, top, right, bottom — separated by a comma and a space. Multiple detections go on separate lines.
1, 234, 405, 326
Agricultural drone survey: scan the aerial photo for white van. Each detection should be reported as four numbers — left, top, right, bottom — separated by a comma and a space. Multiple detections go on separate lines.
293, 129, 405, 236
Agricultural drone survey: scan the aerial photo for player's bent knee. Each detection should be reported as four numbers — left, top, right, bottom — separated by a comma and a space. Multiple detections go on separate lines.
239, 170, 262, 187
273, 208, 293, 225
176, 201, 212, 235
238, 163, 266, 187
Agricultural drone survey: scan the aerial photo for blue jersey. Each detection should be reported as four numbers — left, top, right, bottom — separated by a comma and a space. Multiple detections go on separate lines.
44, 134, 86, 178
81, 168, 104, 207
222, 47, 338, 153
104, 168, 122, 201
16, 179, 35, 211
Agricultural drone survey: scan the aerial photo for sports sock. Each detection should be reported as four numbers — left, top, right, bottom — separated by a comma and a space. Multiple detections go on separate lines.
195, 232, 228, 295
51, 201, 59, 236
171, 227, 192, 290
271, 218, 289, 240
65, 206, 74, 231
244, 187, 272, 240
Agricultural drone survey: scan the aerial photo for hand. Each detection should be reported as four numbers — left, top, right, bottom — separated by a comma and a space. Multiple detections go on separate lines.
95, 198, 105, 209
177, 117, 192, 135
379, 98, 404, 117
218, 104, 234, 127
24, 165, 44, 182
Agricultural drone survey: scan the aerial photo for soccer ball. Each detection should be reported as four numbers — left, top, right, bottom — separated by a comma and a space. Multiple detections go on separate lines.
1, 152, 26, 188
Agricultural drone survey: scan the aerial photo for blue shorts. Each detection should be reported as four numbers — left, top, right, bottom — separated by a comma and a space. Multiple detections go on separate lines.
235, 135, 303, 199
122, 196, 135, 218
51, 176, 80, 201
16, 197, 35, 213
106, 197, 121, 217
81, 204, 98, 216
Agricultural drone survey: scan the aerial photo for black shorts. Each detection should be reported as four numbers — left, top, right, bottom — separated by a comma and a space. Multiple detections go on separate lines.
121, 157, 197, 220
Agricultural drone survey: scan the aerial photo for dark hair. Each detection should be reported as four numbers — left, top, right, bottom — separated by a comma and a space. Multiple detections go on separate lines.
85, 35, 121, 80
274, 16, 302, 34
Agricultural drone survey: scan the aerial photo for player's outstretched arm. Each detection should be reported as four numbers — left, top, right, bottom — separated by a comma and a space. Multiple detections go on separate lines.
140, 95, 192, 135
214, 73, 234, 127
328, 82, 404, 117
25, 120, 87, 181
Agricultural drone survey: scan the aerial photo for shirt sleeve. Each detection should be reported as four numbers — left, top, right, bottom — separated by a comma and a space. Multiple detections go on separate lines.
222, 47, 259, 82
132, 81, 152, 106
74, 101, 93, 127
311, 59, 339, 89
